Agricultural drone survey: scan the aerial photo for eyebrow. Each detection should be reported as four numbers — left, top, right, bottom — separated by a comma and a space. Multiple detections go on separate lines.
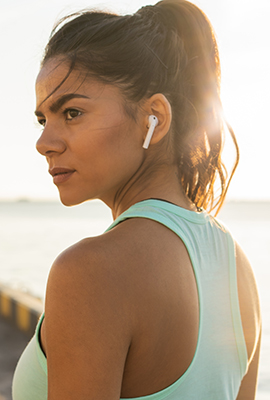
34, 93, 90, 117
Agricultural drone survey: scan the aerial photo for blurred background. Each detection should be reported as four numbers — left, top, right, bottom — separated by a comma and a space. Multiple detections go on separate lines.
0, 0, 269, 399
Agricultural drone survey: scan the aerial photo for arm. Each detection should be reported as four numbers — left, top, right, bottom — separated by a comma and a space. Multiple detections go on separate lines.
43, 239, 132, 400
235, 243, 262, 400
236, 331, 261, 400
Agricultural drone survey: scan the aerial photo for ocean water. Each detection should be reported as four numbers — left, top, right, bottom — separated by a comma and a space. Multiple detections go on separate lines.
0, 200, 269, 398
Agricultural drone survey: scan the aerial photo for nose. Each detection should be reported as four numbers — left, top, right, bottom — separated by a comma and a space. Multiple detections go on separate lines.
36, 124, 66, 157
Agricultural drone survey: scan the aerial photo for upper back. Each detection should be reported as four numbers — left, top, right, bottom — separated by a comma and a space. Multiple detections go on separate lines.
105, 199, 251, 399
12, 199, 260, 400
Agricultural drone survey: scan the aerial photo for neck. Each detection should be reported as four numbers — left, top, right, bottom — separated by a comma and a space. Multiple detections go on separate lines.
101, 163, 197, 220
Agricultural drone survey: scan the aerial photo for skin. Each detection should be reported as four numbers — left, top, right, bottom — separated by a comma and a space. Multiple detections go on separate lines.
35, 58, 261, 400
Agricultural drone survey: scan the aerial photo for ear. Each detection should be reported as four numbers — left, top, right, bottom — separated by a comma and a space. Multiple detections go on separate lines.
143, 93, 172, 146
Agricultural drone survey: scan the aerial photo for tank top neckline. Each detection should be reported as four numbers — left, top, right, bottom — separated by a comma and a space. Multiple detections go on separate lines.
110, 198, 208, 229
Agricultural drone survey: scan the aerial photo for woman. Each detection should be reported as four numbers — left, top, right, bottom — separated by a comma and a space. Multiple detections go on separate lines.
12, 1, 261, 399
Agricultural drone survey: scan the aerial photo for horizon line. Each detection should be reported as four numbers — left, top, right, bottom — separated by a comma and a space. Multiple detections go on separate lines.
0, 197, 270, 204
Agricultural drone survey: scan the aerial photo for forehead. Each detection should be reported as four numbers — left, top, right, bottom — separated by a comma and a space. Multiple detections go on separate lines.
36, 59, 78, 103
35, 58, 119, 110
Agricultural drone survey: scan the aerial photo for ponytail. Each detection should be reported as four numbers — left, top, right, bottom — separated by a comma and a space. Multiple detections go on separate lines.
42, 0, 239, 214
149, 0, 239, 214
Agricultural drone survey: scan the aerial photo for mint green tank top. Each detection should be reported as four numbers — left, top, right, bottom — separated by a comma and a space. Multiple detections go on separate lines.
12, 199, 248, 400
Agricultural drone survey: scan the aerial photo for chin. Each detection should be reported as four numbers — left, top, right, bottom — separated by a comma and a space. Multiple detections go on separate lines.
59, 198, 78, 207
58, 192, 85, 207
58, 189, 96, 207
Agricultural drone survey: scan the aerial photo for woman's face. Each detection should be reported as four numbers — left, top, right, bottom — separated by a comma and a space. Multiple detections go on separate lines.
35, 59, 145, 207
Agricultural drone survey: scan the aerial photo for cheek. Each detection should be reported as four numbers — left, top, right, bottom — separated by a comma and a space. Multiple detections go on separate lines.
75, 120, 143, 181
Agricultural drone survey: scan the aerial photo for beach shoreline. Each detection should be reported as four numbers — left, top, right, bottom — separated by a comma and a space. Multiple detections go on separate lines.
0, 284, 43, 400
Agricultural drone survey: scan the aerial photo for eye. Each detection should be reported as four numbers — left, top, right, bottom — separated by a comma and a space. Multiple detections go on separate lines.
37, 118, 46, 127
64, 109, 82, 121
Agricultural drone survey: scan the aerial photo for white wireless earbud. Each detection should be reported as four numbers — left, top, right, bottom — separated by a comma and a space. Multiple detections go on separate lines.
142, 115, 159, 149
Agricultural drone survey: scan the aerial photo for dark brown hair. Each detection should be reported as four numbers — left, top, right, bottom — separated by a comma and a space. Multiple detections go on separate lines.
42, 0, 239, 214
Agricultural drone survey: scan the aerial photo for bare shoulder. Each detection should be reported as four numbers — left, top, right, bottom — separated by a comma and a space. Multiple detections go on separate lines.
44, 216, 176, 328
43, 215, 189, 340
41, 216, 198, 398
42, 220, 154, 399
45, 215, 176, 293
44, 222, 140, 326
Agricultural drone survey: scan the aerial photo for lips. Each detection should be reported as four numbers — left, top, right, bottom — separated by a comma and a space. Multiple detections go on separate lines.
49, 167, 75, 185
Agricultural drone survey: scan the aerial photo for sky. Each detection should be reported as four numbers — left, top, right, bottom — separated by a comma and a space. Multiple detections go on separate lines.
0, 0, 269, 201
